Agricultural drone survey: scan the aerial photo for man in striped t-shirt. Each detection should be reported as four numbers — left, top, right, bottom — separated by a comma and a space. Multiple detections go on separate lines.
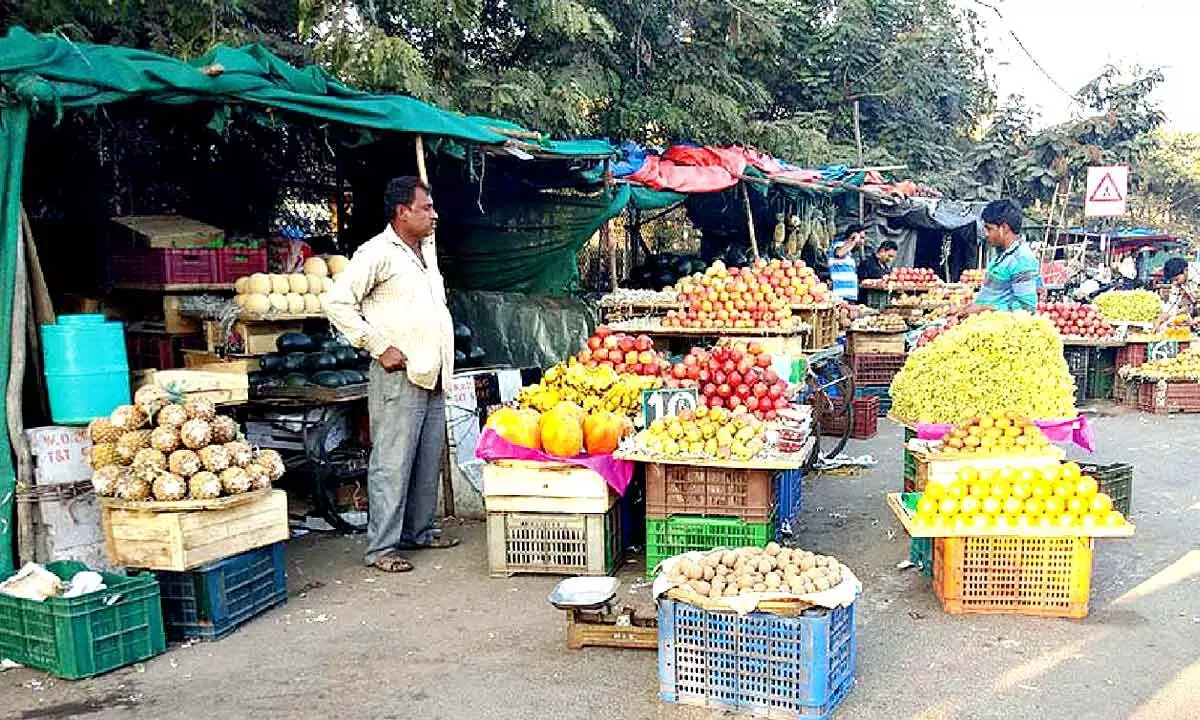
829, 224, 866, 304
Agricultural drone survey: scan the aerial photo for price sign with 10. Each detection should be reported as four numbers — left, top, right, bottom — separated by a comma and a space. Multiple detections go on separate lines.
642, 388, 699, 425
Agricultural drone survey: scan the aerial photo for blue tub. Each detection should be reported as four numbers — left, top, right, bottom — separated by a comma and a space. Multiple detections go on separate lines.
42, 314, 130, 425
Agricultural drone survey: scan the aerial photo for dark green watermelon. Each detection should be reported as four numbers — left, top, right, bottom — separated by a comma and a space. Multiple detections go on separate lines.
340, 369, 366, 385
277, 332, 314, 353
282, 373, 310, 388
304, 352, 338, 373
312, 370, 345, 388
259, 354, 286, 373
284, 352, 307, 372
332, 347, 359, 367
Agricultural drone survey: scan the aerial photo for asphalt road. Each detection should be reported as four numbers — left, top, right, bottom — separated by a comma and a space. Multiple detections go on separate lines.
1, 406, 1197, 720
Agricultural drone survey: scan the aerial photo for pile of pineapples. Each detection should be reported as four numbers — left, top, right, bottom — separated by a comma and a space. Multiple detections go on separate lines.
87, 385, 286, 502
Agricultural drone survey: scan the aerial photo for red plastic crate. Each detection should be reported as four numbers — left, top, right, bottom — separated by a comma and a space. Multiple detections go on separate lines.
1116, 343, 1146, 369
849, 353, 907, 386
126, 332, 203, 370
1136, 381, 1200, 414
110, 248, 219, 285
820, 395, 879, 439
216, 248, 268, 283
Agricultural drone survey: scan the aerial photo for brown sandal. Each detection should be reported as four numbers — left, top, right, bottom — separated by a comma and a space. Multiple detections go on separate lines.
371, 551, 414, 573
401, 537, 460, 550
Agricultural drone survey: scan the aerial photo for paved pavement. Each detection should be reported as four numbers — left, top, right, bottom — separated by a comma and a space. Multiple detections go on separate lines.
1, 406, 1197, 719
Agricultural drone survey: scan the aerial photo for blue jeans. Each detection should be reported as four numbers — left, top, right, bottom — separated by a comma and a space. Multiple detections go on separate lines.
364, 362, 446, 564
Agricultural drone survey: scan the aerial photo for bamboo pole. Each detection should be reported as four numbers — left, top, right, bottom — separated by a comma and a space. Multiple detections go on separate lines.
853, 99, 865, 223
415, 135, 429, 184
602, 220, 618, 291
9, 216, 33, 565
741, 183, 760, 261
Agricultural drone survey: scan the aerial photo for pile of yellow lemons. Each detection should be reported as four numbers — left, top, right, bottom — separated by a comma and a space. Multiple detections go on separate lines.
913, 461, 1127, 532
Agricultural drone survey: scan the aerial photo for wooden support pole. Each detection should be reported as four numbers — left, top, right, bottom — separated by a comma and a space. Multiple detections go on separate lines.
602, 220, 618, 291
741, 183, 760, 261
9, 216, 34, 565
415, 135, 429, 184
441, 436, 455, 519
853, 99, 865, 223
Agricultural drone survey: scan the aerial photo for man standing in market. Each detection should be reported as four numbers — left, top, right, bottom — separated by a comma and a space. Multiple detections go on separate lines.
961, 199, 1039, 314
829, 224, 867, 304
856, 239, 898, 303
325, 176, 459, 573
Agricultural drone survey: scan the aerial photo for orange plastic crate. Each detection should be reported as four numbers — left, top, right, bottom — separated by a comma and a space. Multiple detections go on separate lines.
933, 536, 1092, 618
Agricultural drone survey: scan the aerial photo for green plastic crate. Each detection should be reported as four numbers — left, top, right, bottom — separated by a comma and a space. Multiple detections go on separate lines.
646, 515, 774, 578
0, 561, 165, 679
909, 537, 933, 577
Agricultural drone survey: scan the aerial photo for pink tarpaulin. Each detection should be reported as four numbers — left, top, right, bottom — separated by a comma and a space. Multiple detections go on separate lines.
625, 155, 739, 193
914, 414, 1096, 453
474, 428, 635, 496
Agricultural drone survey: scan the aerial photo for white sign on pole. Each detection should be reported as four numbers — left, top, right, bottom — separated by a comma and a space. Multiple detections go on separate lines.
1084, 166, 1129, 217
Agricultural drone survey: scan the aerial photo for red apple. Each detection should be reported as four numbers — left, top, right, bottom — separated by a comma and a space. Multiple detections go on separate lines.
639, 350, 655, 365
594, 325, 612, 339
635, 334, 653, 352
587, 336, 601, 351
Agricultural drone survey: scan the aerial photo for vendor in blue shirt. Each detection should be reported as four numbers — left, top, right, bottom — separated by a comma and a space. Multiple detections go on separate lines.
829, 224, 866, 304
962, 199, 1039, 314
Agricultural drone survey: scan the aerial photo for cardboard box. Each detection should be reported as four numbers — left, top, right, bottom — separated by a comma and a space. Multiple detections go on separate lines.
111, 215, 225, 249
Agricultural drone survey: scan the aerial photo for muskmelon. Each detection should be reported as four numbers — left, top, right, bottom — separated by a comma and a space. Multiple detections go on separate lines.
327, 255, 349, 276
268, 293, 289, 311
234, 294, 248, 307
247, 273, 271, 295
270, 274, 290, 294
303, 294, 322, 313
304, 274, 324, 294
322, 277, 334, 293
286, 293, 305, 313
234, 276, 250, 294
244, 294, 271, 314
303, 256, 329, 278
287, 274, 308, 293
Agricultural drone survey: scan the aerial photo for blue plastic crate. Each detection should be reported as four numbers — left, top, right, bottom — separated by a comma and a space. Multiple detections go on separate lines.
153, 543, 287, 641
777, 469, 803, 538
854, 385, 892, 416
658, 598, 856, 719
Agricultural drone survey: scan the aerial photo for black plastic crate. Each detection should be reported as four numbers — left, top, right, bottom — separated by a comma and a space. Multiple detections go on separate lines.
153, 543, 287, 641
1064, 346, 1089, 405
1078, 462, 1133, 517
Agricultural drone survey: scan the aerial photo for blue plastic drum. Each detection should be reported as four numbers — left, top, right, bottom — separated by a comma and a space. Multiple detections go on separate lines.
41, 314, 131, 425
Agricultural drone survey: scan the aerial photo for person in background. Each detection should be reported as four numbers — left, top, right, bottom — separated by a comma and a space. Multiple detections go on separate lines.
856, 239, 898, 303
1156, 257, 1195, 329
324, 177, 459, 573
829, 224, 867, 304
961, 199, 1039, 313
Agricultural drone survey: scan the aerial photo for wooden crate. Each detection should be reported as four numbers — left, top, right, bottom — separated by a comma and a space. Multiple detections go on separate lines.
793, 305, 839, 350
482, 460, 611, 514
181, 350, 260, 371
111, 215, 225, 249
152, 368, 249, 405
205, 320, 304, 355
566, 608, 657, 650
101, 489, 289, 571
909, 447, 1064, 493
487, 499, 620, 577
847, 331, 905, 355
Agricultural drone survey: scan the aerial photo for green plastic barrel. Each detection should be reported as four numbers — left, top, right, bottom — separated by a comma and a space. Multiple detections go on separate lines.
41, 314, 130, 425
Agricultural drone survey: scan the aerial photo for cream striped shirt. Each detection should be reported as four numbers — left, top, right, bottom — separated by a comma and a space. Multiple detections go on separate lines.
324, 225, 454, 391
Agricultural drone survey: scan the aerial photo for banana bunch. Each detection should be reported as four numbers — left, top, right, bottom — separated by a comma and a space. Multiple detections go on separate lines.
889, 312, 1076, 423
1093, 290, 1162, 323
1123, 350, 1200, 381
518, 360, 661, 416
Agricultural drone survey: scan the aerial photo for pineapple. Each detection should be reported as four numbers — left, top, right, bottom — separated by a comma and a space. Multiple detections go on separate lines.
87, 417, 123, 444
132, 448, 167, 470
188, 471, 222, 500
224, 440, 254, 468
115, 430, 152, 463
183, 397, 217, 421
255, 448, 286, 481
134, 384, 169, 418
220, 467, 251, 495
150, 426, 180, 453
92, 465, 125, 497
110, 404, 148, 432
157, 404, 188, 428
168, 449, 203, 478
243, 462, 271, 491
115, 468, 153, 501
210, 415, 239, 445
88, 443, 121, 470
152, 472, 188, 501
197, 444, 231, 473
180, 419, 213, 450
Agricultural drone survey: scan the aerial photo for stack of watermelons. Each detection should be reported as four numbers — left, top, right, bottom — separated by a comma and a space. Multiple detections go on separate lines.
249, 332, 371, 392
454, 322, 487, 369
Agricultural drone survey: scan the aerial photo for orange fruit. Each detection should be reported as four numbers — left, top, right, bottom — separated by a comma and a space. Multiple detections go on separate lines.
1081, 514, 1101, 529
1067, 497, 1086, 515
1058, 512, 1080, 528
1024, 498, 1045, 516
1053, 480, 1074, 498
982, 497, 1002, 516
1076, 476, 1098, 499
923, 482, 946, 501
991, 481, 1011, 499
1011, 482, 1032, 499
939, 498, 960, 516
960, 497, 981, 515
1045, 497, 1065, 515
948, 480, 969, 499
1060, 462, 1082, 482
1090, 494, 1113, 514
956, 467, 980, 484
1031, 480, 1051, 499
916, 498, 938, 517
1040, 465, 1062, 483
969, 482, 989, 498
1103, 510, 1125, 527
1003, 497, 1024, 515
